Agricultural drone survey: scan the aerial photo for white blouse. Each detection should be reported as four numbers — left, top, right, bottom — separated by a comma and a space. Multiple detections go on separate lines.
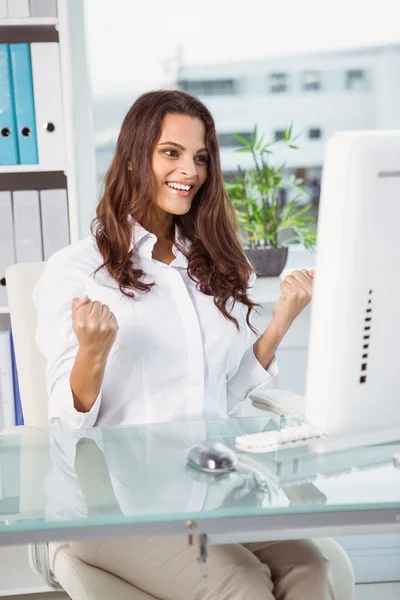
33, 220, 278, 429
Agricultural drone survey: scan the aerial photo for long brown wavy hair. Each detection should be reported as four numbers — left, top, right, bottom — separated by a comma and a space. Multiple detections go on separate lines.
91, 90, 259, 332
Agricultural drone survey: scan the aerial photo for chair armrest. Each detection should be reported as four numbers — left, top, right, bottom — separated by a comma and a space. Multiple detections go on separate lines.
312, 538, 355, 600
249, 388, 306, 416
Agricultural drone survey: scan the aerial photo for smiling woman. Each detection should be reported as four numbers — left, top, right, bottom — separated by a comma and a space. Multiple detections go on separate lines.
93, 90, 258, 332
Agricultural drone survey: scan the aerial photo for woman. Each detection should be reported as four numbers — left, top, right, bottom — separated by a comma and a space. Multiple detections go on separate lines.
34, 90, 335, 599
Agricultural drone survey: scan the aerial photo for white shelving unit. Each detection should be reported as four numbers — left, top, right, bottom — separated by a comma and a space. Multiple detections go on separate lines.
0, 0, 97, 596
0, 17, 58, 26
0, 165, 66, 173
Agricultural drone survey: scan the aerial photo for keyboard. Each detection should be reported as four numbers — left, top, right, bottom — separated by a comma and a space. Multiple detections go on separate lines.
235, 424, 326, 453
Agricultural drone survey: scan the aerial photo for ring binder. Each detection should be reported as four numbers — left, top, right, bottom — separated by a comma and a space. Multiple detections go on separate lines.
9, 44, 39, 165
0, 45, 19, 165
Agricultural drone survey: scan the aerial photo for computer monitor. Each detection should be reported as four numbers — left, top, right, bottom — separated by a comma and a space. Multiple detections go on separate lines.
305, 131, 400, 438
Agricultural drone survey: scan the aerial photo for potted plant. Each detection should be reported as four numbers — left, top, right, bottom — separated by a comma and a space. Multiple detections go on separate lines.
225, 124, 317, 277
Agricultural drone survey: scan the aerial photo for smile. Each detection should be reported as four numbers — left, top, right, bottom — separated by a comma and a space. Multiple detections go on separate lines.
166, 182, 194, 192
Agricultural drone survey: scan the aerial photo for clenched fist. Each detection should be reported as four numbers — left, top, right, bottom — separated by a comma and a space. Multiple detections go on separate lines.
272, 269, 315, 330
71, 296, 119, 361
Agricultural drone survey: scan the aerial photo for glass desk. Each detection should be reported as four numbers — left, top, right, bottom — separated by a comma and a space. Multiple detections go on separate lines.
0, 416, 400, 547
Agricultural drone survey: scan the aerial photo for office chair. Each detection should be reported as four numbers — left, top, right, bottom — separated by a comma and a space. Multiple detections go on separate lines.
4, 261, 355, 600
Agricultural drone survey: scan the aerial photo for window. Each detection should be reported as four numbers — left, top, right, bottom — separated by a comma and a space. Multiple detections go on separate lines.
269, 73, 288, 93
346, 69, 367, 91
85, 0, 379, 232
223, 171, 238, 183
218, 132, 252, 148
178, 79, 237, 96
302, 71, 321, 91
309, 128, 322, 140
295, 168, 307, 185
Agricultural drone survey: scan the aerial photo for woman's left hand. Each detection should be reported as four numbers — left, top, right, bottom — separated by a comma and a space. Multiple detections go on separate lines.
271, 269, 315, 331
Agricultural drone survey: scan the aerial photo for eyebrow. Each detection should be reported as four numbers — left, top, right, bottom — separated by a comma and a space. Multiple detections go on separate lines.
158, 141, 208, 153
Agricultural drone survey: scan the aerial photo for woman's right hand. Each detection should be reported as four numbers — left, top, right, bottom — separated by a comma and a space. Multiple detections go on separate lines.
71, 296, 119, 361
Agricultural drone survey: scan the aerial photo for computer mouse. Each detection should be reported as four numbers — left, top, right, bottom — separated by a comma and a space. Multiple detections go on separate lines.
186, 441, 238, 474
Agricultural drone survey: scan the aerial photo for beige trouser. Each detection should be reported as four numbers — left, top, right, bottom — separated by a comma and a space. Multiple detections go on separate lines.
71, 536, 335, 600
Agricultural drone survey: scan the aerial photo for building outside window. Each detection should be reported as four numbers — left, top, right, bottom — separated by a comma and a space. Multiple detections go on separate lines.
346, 69, 367, 90
269, 73, 288, 93
177, 79, 237, 95
218, 132, 252, 148
302, 70, 321, 91
274, 129, 286, 141
309, 128, 322, 139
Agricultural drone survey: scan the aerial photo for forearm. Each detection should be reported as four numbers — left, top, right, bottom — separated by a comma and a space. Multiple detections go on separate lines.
253, 317, 292, 370
70, 347, 107, 413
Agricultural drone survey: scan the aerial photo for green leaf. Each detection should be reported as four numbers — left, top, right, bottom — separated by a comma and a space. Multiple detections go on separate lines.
242, 224, 258, 233
252, 123, 258, 146
276, 160, 287, 172
235, 147, 253, 153
232, 133, 252, 147
289, 144, 298, 149
261, 145, 272, 154
293, 203, 313, 217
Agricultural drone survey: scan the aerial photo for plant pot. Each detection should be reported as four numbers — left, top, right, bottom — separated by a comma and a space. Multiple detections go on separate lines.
245, 246, 288, 278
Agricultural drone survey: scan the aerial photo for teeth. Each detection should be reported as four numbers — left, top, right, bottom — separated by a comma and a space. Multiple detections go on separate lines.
167, 182, 191, 191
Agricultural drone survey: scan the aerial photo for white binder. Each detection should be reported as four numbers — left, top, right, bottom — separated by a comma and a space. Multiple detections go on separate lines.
0, 192, 16, 307
0, 1, 8, 18
30, 43, 65, 170
0, 330, 16, 429
29, 0, 57, 17
40, 188, 70, 259
12, 190, 43, 263
7, 0, 30, 17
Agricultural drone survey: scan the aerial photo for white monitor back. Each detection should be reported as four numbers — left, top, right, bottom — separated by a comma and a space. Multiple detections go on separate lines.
305, 130, 400, 436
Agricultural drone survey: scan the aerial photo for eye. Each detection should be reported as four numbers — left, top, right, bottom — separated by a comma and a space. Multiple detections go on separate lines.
196, 155, 209, 164
163, 149, 179, 157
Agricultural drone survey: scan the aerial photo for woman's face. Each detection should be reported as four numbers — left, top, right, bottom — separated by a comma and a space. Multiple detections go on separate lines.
151, 113, 209, 216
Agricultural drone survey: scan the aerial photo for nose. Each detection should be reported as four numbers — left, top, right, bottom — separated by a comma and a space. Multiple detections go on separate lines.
177, 155, 197, 179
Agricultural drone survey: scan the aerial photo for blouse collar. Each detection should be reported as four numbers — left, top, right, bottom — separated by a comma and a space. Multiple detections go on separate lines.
129, 218, 189, 268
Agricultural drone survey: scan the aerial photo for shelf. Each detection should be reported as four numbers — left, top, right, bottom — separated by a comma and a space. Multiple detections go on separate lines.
0, 307, 10, 314
0, 17, 58, 27
0, 165, 65, 174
